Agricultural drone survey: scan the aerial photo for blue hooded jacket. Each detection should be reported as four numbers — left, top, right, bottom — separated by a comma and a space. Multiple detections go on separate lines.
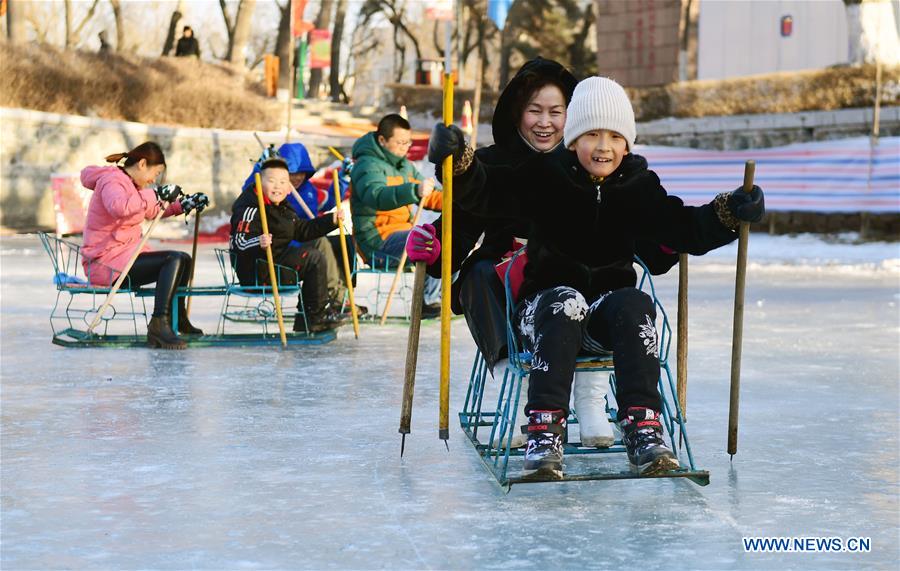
241, 142, 335, 220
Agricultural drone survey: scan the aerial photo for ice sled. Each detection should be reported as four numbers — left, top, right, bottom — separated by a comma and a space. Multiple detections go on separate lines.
38, 232, 336, 347
458, 250, 709, 490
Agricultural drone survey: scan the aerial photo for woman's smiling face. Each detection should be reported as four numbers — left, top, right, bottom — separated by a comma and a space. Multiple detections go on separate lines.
517, 84, 566, 152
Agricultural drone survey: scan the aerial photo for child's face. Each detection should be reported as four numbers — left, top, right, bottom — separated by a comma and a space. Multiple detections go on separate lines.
379, 128, 413, 159
571, 129, 629, 179
518, 84, 566, 152
260, 167, 292, 204
289, 172, 308, 189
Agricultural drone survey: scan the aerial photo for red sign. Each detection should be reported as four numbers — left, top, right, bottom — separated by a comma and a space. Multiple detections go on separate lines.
308, 29, 331, 68
425, 0, 454, 21
780, 15, 793, 37
292, 0, 313, 37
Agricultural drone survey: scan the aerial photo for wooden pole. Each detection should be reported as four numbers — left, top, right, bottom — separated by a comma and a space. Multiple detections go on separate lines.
185, 209, 202, 318
728, 160, 755, 457
254, 173, 288, 347
676, 253, 688, 420
380, 196, 426, 325
285, 0, 295, 144
399, 262, 427, 456
333, 171, 360, 339
438, 18, 454, 446
86, 207, 168, 334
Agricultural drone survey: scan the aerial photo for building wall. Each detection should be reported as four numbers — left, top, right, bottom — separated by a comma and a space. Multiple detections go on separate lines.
595, 0, 683, 87
697, 0, 847, 80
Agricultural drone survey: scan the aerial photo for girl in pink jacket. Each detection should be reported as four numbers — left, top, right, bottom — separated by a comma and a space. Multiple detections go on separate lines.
81, 141, 208, 349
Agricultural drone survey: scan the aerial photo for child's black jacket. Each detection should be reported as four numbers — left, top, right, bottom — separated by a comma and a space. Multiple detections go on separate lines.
229, 189, 337, 286
455, 149, 737, 303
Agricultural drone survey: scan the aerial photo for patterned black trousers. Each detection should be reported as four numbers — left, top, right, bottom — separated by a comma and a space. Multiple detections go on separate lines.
515, 286, 662, 419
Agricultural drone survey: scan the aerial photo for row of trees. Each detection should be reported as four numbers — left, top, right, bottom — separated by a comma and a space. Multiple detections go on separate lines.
3, 0, 601, 104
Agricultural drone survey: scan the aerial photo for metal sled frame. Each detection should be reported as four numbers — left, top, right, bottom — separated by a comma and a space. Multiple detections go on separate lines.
348, 249, 415, 323
459, 252, 709, 491
38, 233, 335, 347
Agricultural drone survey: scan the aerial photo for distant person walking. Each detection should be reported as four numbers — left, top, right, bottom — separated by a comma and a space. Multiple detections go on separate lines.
175, 26, 200, 58
98, 31, 111, 55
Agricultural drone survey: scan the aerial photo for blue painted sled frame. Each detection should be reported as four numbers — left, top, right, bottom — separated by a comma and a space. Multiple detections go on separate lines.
459, 250, 709, 491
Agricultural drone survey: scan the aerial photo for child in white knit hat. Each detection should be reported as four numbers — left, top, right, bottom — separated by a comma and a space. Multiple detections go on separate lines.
426, 76, 765, 480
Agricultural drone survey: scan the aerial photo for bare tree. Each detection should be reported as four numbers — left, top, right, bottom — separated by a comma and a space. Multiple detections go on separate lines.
109, 0, 124, 52
273, 0, 292, 89
220, 0, 257, 67
361, 0, 423, 82
64, 0, 101, 50
330, 0, 349, 102
844, 0, 900, 65
64, 0, 73, 48
161, 1, 185, 56
308, 0, 334, 98
6, 0, 27, 43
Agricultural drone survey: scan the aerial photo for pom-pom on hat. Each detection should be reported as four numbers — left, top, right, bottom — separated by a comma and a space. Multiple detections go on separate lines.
563, 76, 636, 150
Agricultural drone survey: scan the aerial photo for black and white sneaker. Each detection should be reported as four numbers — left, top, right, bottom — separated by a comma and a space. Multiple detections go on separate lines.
522, 410, 566, 480
620, 407, 680, 475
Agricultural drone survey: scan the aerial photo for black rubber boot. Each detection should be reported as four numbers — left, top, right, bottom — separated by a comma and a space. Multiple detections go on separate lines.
147, 316, 188, 350
176, 299, 204, 335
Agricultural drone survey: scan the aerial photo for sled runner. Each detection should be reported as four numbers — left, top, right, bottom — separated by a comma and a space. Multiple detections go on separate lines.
39, 232, 335, 347
458, 250, 709, 490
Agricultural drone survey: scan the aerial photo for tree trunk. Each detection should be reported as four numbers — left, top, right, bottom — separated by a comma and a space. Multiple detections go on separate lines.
845, 0, 900, 66
109, 0, 124, 52
330, 0, 348, 102
162, 4, 183, 56
275, 1, 292, 89
64, 0, 73, 48
7, 0, 27, 43
308, 0, 334, 98
227, 0, 257, 67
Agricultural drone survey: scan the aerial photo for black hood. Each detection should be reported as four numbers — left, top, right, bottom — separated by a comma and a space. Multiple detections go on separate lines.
492, 57, 579, 147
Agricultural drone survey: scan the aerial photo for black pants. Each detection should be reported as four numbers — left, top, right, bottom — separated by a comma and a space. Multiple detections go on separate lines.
458, 260, 509, 371
271, 244, 329, 317
126, 251, 192, 318
515, 286, 661, 419
324, 234, 356, 288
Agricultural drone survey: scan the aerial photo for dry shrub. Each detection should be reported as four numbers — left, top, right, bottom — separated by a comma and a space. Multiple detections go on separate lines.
629, 65, 899, 121
0, 42, 281, 130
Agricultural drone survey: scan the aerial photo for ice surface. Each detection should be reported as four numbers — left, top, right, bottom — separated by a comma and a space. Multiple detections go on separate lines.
1, 233, 898, 570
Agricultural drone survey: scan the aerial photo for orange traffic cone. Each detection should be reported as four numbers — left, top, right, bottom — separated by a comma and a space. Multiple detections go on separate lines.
461, 100, 473, 136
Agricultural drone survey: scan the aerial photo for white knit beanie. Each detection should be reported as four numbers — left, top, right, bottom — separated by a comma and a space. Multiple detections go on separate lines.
563, 76, 636, 150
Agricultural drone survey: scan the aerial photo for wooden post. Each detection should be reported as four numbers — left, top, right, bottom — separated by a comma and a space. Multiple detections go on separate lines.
438, 18, 454, 447
333, 171, 360, 339
185, 209, 202, 318
399, 262, 427, 456
380, 196, 427, 325
676, 253, 688, 420
254, 173, 288, 347
728, 160, 755, 456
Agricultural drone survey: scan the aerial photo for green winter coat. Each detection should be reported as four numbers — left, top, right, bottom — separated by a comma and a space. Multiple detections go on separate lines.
349, 132, 442, 259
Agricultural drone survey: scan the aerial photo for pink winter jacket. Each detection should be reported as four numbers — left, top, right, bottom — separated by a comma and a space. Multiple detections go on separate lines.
80, 166, 183, 286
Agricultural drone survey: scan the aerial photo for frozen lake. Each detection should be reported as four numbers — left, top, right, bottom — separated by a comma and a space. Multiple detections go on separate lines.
2, 233, 898, 570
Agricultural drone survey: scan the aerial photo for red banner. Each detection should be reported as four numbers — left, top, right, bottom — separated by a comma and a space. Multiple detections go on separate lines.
292, 0, 313, 37
308, 29, 331, 68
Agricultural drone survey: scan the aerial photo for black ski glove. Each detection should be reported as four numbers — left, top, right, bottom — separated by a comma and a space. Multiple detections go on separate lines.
728, 185, 765, 223
427, 123, 465, 165
155, 184, 183, 203
180, 192, 210, 216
